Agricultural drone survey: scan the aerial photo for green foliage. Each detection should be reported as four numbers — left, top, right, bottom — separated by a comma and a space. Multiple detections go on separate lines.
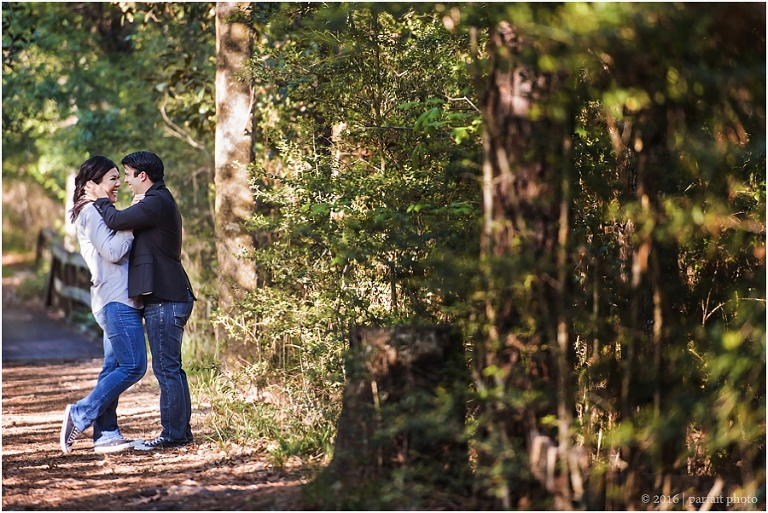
476, 2, 763, 507
65, 306, 102, 339
2, 2, 764, 509
14, 262, 49, 301
213, 3, 764, 508
188, 359, 338, 468
3, 3, 143, 196
209, 6, 483, 502
246, 2, 481, 320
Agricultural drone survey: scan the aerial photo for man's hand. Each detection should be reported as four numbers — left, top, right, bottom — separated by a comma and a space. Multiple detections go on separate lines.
84, 181, 108, 201
131, 194, 145, 206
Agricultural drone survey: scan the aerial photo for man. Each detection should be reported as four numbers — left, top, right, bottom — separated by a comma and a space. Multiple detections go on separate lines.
85, 150, 195, 450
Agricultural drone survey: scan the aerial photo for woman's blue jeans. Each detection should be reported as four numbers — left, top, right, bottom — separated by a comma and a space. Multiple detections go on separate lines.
70, 302, 147, 438
143, 295, 194, 441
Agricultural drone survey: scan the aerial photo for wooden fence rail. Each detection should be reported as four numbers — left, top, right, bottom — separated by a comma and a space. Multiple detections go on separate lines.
36, 228, 92, 314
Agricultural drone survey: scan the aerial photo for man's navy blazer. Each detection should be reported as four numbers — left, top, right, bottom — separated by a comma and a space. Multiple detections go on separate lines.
93, 180, 195, 302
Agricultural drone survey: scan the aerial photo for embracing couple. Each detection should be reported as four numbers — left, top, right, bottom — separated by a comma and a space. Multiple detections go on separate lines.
61, 151, 195, 454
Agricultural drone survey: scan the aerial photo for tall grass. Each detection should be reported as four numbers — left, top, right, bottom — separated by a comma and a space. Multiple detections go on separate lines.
186, 356, 340, 468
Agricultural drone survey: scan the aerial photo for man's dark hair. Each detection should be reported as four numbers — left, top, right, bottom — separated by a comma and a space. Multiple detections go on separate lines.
121, 151, 164, 182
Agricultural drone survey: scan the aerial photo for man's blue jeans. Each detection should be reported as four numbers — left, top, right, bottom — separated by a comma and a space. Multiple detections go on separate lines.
71, 302, 147, 436
143, 294, 194, 441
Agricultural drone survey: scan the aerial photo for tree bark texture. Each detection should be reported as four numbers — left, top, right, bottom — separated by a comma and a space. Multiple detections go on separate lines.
214, 2, 257, 349
326, 326, 470, 490
477, 21, 576, 508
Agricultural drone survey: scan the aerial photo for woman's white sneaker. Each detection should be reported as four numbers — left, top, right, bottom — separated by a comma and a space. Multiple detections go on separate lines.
93, 435, 134, 454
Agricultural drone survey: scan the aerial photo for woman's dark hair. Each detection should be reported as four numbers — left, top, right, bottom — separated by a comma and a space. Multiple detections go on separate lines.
69, 155, 118, 223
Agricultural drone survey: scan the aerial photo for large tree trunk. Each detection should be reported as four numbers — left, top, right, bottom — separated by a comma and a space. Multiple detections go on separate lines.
476, 20, 577, 508
214, 1, 257, 357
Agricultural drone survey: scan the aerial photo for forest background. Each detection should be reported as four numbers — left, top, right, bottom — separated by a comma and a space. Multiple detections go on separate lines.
2, 2, 765, 510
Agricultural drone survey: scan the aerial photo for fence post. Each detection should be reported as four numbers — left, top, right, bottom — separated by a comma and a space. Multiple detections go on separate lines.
37, 228, 92, 315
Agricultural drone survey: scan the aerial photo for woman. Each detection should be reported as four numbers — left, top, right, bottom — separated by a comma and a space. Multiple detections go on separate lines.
60, 155, 146, 454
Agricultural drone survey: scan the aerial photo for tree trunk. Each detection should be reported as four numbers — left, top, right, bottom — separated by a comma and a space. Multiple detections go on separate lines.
214, 1, 257, 357
476, 20, 576, 508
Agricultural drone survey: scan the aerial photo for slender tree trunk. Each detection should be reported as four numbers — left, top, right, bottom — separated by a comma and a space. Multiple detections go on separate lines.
214, 2, 257, 356
622, 109, 688, 509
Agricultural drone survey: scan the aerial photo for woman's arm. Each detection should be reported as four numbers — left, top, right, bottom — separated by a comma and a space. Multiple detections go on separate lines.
82, 209, 134, 263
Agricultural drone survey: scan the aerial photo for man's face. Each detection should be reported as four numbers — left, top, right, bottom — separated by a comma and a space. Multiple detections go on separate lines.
123, 165, 147, 195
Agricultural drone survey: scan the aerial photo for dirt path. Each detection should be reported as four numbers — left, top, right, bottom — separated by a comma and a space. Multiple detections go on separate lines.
2, 361, 312, 510
2, 257, 313, 510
